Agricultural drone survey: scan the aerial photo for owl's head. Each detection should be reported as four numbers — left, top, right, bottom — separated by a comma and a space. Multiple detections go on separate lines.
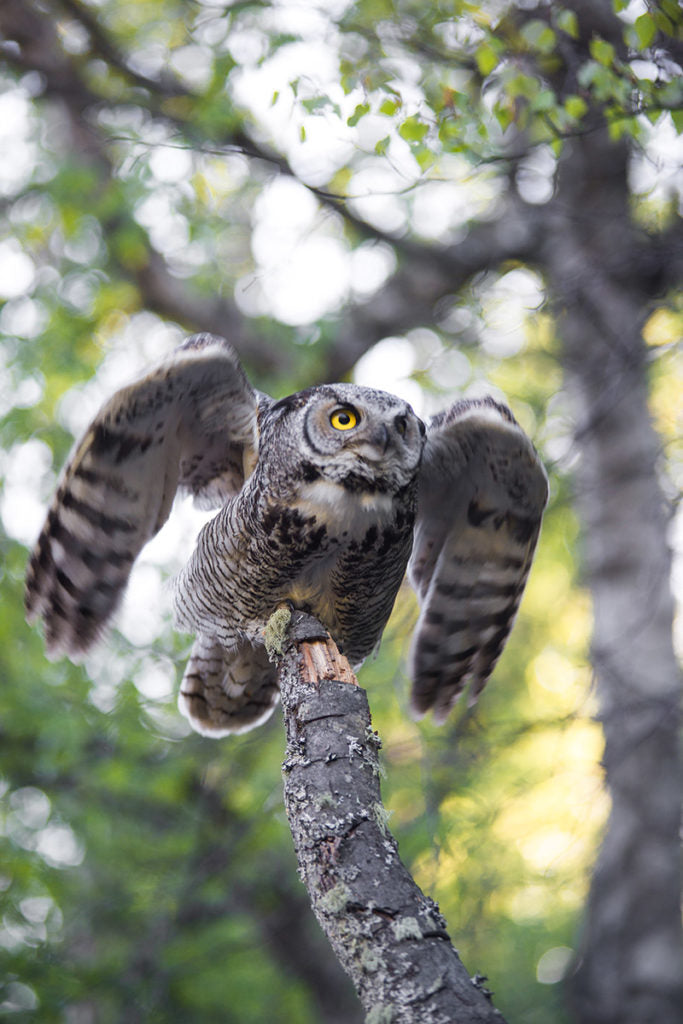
262, 383, 425, 492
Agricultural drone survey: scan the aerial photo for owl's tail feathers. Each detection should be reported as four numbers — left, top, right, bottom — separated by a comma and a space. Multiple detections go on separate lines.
178, 635, 279, 737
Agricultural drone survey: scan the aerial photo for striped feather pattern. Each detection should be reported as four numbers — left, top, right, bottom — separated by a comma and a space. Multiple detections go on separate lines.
25, 334, 259, 658
408, 397, 548, 721
178, 635, 278, 736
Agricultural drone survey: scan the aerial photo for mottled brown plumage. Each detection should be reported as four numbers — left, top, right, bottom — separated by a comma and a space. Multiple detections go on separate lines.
25, 334, 548, 736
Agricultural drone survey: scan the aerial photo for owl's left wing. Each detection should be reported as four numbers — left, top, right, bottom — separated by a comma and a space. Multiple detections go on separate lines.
408, 397, 548, 723
25, 333, 264, 659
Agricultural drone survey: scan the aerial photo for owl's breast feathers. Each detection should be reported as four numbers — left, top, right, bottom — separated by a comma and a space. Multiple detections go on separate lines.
293, 476, 398, 538
174, 467, 415, 655
266, 475, 417, 659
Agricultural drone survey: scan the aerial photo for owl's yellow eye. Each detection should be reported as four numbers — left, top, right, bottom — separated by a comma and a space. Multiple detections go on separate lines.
330, 407, 358, 431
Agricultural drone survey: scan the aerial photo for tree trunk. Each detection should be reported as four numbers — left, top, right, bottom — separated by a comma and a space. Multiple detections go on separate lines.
276, 611, 507, 1024
547, 129, 683, 1024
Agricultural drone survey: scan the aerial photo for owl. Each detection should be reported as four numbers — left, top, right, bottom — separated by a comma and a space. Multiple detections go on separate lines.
25, 333, 548, 736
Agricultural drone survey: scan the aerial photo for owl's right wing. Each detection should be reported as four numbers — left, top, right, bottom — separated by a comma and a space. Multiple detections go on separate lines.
408, 396, 548, 723
25, 333, 265, 659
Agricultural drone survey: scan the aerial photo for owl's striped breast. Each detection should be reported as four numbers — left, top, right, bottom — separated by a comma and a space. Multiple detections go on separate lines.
173, 472, 413, 667
284, 478, 414, 664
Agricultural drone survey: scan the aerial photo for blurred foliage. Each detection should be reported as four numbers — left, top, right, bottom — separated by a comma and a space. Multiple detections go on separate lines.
0, 0, 680, 1021
333, 0, 683, 169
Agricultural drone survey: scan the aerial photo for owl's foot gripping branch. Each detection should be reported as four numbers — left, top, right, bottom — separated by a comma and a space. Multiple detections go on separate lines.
274, 610, 507, 1024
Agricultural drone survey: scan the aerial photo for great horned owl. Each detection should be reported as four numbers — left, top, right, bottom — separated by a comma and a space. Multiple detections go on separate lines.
25, 334, 548, 736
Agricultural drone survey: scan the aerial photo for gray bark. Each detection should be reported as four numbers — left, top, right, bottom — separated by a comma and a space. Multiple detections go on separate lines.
545, 124, 683, 1023
275, 612, 506, 1024
562, 310, 682, 1024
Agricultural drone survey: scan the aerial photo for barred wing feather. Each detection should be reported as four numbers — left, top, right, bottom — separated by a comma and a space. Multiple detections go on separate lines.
24, 334, 261, 658
408, 397, 548, 722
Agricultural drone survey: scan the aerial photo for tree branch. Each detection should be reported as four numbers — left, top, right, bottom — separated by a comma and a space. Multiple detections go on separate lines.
275, 611, 506, 1024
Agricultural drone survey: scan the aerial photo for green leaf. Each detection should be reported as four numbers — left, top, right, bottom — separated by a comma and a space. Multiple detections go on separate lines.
653, 8, 675, 34
660, 0, 682, 26
589, 37, 616, 66
634, 13, 656, 49
437, 118, 462, 146
657, 79, 683, 107
564, 94, 588, 119
555, 9, 579, 39
340, 71, 356, 95
398, 115, 430, 142
374, 135, 390, 155
494, 104, 513, 131
302, 96, 330, 114
347, 102, 370, 127
328, 166, 353, 195
475, 43, 499, 76
507, 72, 541, 101
521, 20, 557, 55
379, 97, 400, 117
671, 109, 683, 133
607, 115, 638, 141
531, 89, 557, 113
415, 146, 436, 171
577, 58, 616, 100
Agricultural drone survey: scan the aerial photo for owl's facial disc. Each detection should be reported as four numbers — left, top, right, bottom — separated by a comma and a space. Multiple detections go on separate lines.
302, 385, 425, 488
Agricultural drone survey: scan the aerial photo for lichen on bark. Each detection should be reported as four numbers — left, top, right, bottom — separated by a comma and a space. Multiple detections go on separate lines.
275, 611, 507, 1024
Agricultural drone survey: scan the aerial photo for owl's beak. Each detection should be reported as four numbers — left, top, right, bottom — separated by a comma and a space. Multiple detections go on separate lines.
367, 423, 390, 455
